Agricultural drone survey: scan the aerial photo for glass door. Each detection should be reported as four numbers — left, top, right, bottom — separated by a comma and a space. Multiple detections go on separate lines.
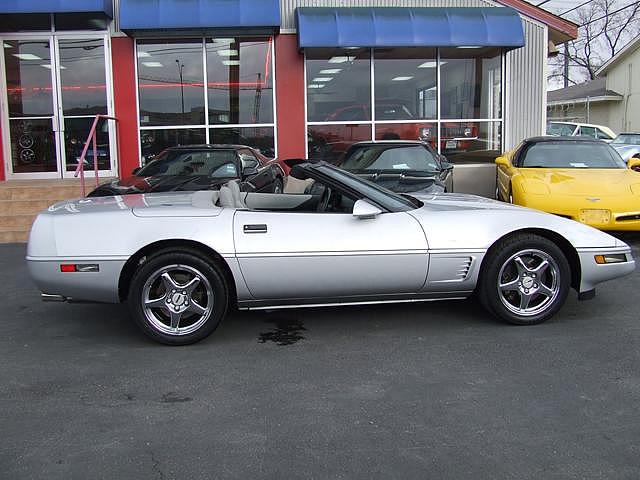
2, 34, 116, 178
56, 37, 115, 177
3, 38, 59, 176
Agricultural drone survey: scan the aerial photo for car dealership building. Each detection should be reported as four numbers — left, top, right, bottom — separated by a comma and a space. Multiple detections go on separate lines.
0, 0, 577, 193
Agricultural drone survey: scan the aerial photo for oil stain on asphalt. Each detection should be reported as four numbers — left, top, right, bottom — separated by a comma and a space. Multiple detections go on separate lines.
258, 317, 306, 346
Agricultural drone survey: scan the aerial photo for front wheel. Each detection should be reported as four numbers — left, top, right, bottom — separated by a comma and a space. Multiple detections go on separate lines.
478, 234, 570, 325
128, 250, 229, 345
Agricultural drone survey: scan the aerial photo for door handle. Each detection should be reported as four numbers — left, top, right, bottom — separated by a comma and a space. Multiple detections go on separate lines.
243, 224, 267, 234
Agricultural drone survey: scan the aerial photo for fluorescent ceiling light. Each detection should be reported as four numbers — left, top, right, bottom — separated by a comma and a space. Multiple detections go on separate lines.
212, 38, 235, 44
319, 69, 341, 74
3, 42, 12, 49
222, 60, 240, 66
12, 53, 42, 61
328, 56, 355, 63
142, 61, 164, 68
458, 46, 482, 49
308, 84, 325, 89
137, 51, 151, 58
344, 47, 360, 50
392, 76, 413, 81
312, 77, 333, 82
41, 63, 66, 70
417, 61, 447, 68
217, 49, 238, 57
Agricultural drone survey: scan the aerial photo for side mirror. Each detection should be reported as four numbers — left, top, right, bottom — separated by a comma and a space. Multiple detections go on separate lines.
495, 156, 510, 167
132, 167, 142, 175
441, 160, 454, 171
353, 199, 382, 219
628, 158, 640, 171
242, 165, 259, 178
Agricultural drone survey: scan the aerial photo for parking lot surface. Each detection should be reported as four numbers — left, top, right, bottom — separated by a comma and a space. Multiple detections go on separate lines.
1, 234, 640, 479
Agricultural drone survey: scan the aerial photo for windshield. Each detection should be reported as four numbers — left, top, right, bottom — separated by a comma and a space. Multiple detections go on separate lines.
315, 164, 422, 212
138, 150, 238, 177
612, 134, 640, 145
546, 123, 576, 136
342, 145, 440, 174
521, 142, 627, 169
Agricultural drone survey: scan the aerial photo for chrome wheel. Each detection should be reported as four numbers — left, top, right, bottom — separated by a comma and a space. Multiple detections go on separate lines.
142, 264, 214, 336
497, 249, 560, 317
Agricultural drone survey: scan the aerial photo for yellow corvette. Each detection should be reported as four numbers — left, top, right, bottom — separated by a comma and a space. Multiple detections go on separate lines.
496, 137, 640, 231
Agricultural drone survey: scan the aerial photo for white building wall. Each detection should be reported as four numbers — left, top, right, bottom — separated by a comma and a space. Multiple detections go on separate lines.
604, 44, 639, 133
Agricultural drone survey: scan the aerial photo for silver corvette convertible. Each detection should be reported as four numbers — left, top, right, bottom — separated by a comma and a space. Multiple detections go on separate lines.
27, 161, 635, 345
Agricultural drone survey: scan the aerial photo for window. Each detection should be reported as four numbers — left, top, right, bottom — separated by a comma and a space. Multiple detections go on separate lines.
306, 47, 503, 163
521, 142, 626, 169
579, 126, 597, 138
374, 48, 437, 121
137, 37, 275, 158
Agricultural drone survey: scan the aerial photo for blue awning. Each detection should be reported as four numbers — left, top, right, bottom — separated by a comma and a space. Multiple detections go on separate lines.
0, 0, 113, 17
120, 0, 280, 32
296, 7, 525, 49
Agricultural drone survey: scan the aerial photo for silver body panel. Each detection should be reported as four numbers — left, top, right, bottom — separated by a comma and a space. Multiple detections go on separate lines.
26, 189, 635, 309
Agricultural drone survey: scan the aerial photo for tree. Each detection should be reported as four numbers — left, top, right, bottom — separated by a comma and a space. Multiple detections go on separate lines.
548, 0, 640, 87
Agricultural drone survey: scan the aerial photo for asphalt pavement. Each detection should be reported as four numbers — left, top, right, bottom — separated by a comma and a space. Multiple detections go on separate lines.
1, 234, 640, 479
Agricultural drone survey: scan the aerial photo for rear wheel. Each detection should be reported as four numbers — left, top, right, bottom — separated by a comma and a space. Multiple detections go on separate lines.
478, 234, 570, 325
128, 250, 228, 345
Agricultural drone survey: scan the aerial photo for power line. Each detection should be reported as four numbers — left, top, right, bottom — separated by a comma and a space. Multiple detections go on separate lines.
559, 0, 595, 16
579, 1, 640, 26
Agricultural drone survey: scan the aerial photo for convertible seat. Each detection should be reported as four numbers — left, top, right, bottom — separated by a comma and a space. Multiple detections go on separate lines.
218, 180, 247, 208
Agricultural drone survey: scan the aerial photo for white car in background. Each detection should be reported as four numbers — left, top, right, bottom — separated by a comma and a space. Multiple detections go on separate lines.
611, 132, 640, 164
547, 122, 616, 142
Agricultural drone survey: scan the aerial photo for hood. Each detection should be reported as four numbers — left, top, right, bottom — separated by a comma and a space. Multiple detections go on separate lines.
412, 192, 525, 212
518, 168, 636, 196
94, 175, 230, 195
353, 171, 445, 194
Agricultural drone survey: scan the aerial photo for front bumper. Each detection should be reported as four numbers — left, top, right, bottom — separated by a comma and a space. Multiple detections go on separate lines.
577, 246, 635, 293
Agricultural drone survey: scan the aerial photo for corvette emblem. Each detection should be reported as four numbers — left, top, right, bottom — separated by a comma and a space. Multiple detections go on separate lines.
586, 197, 600, 203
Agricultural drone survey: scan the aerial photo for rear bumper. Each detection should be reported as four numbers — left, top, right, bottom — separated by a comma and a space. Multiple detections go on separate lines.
577, 247, 635, 293
26, 257, 126, 303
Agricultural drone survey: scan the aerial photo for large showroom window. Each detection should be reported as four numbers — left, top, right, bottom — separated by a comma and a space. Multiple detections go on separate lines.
137, 37, 275, 162
306, 47, 503, 164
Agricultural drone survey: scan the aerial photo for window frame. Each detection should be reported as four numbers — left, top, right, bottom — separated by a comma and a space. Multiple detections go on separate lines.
135, 36, 277, 165
304, 47, 505, 162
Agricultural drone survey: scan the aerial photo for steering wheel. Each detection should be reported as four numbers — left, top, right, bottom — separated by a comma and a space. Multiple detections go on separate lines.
317, 186, 332, 212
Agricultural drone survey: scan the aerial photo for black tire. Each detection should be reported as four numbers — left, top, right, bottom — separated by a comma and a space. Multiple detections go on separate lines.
478, 234, 570, 325
128, 249, 229, 345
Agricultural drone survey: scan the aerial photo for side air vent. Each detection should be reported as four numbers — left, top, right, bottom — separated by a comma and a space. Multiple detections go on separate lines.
456, 257, 473, 280
427, 255, 475, 284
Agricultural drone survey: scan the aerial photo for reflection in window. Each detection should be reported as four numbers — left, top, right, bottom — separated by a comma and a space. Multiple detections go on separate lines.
59, 39, 107, 116
441, 122, 502, 163
140, 129, 206, 163
206, 38, 273, 125
306, 48, 371, 122
64, 117, 111, 171
375, 123, 437, 149
137, 40, 205, 126
209, 127, 275, 158
308, 124, 372, 163
374, 48, 437, 121
4, 40, 54, 117
440, 47, 502, 119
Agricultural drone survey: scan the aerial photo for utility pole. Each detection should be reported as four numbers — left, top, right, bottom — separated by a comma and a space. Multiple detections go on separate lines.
176, 59, 185, 116
563, 43, 569, 88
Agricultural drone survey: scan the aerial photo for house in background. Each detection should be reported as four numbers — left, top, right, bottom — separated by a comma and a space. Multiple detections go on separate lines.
547, 36, 639, 134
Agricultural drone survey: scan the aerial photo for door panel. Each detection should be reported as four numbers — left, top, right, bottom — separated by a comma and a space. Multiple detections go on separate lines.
234, 210, 429, 299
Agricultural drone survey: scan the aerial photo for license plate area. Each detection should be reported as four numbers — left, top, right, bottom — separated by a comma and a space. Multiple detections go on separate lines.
580, 209, 611, 224
445, 140, 457, 149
